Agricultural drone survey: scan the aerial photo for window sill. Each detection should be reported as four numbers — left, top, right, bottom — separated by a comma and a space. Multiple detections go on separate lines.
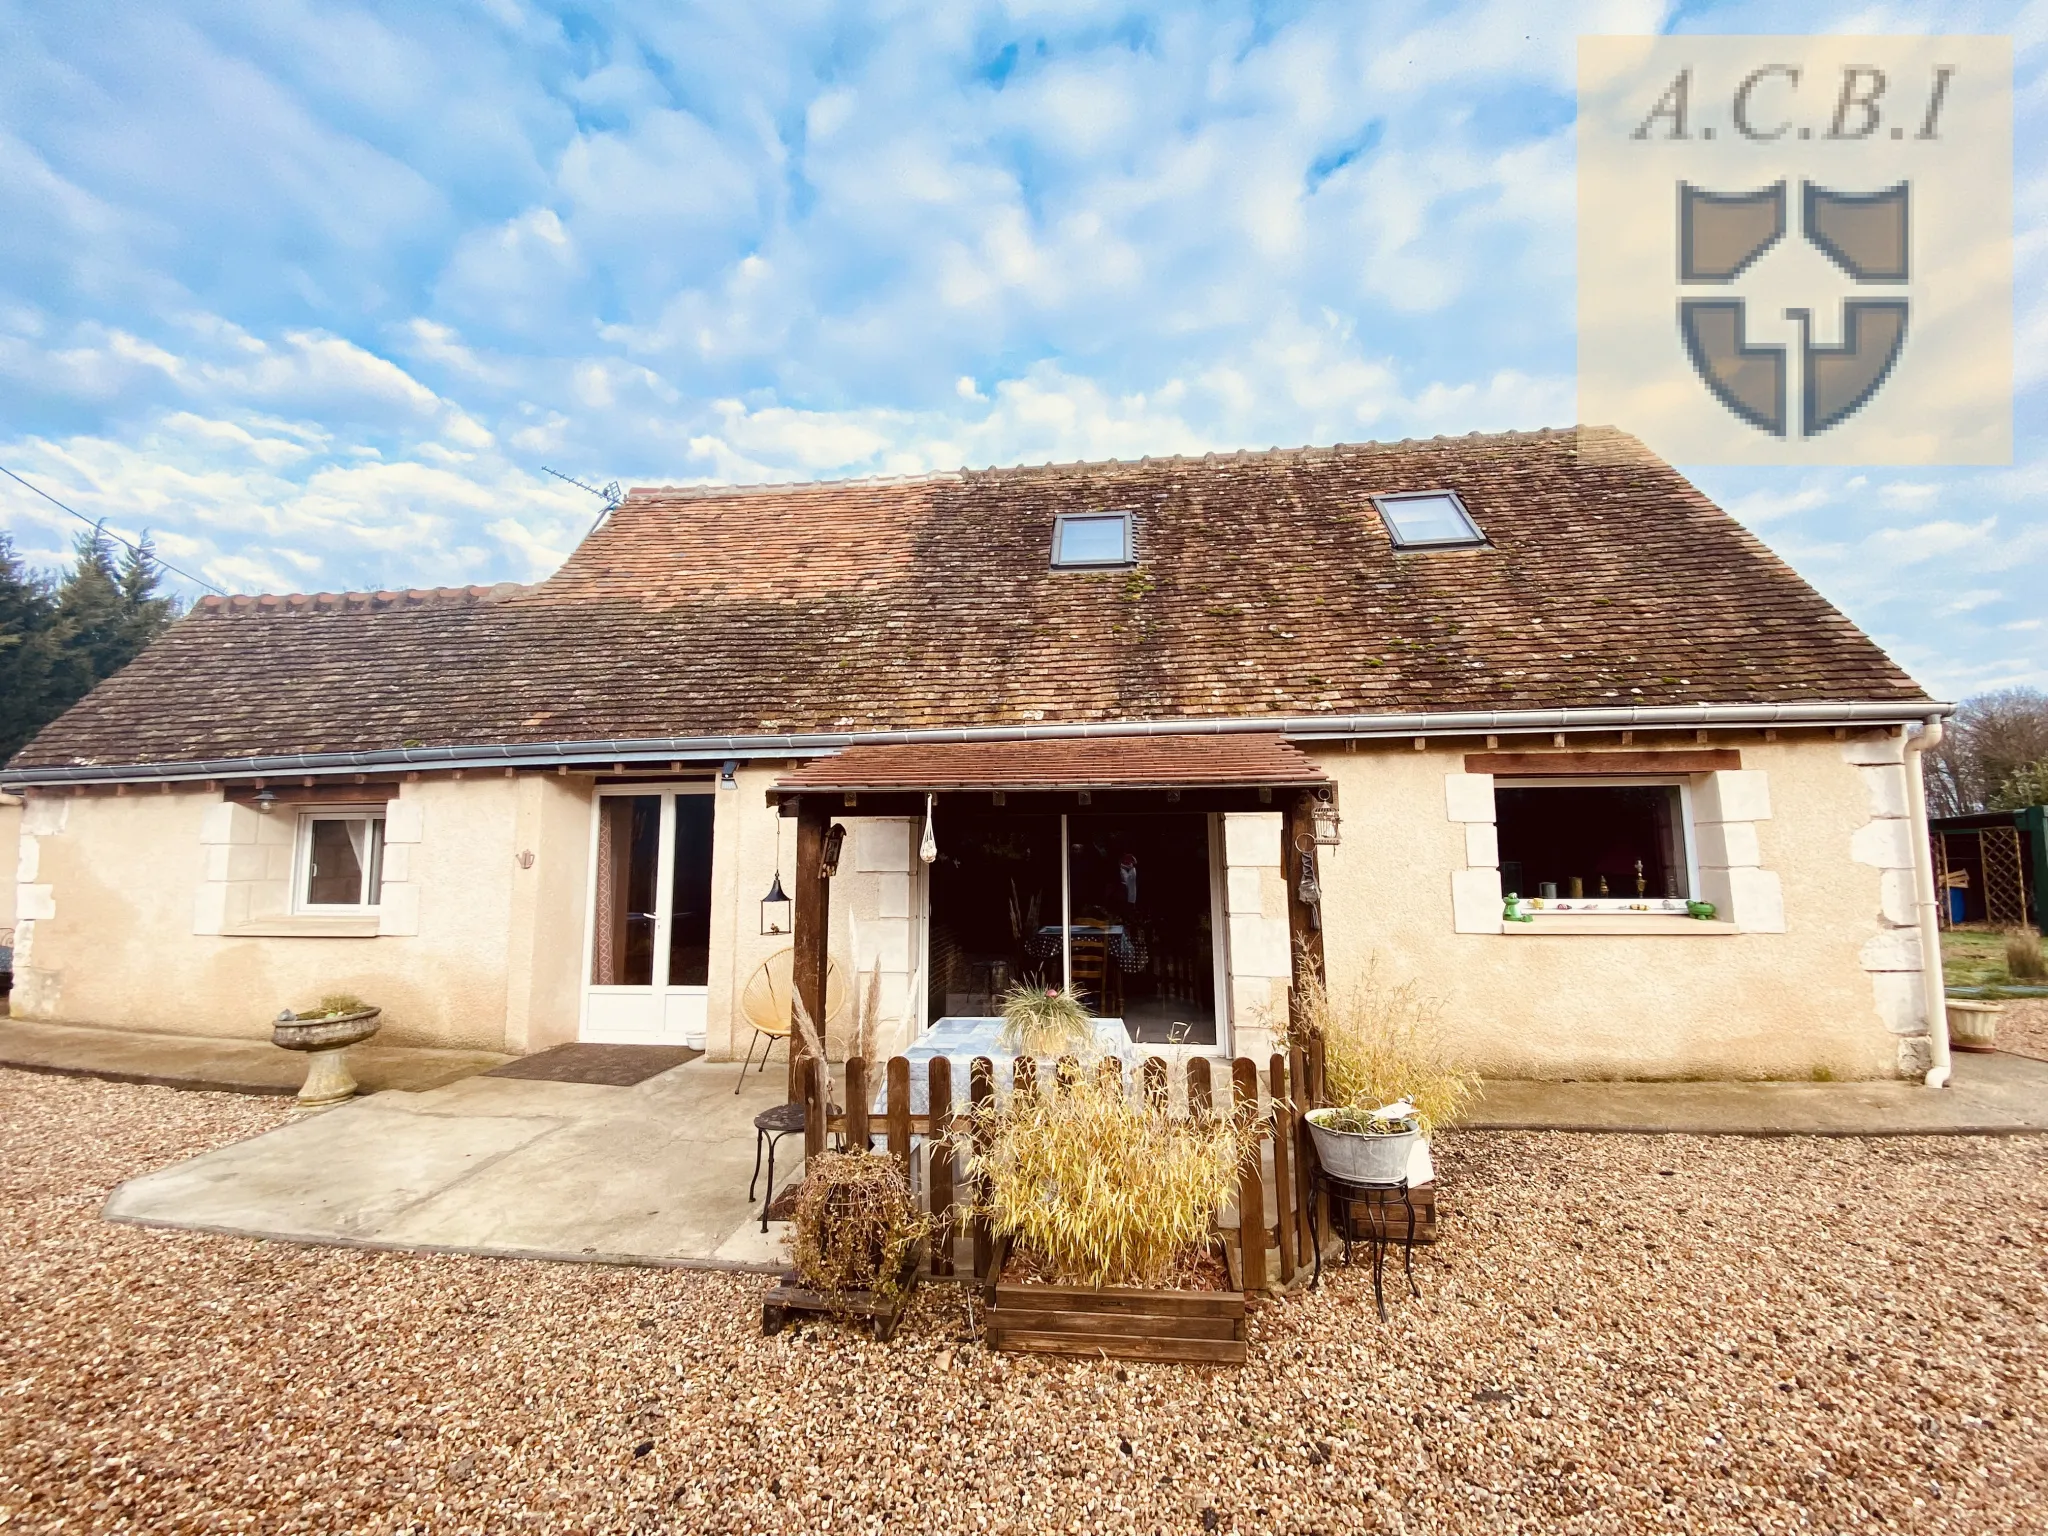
224, 916, 382, 939
1499, 916, 1739, 936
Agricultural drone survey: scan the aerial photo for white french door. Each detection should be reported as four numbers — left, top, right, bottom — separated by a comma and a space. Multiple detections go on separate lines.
579, 786, 716, 1047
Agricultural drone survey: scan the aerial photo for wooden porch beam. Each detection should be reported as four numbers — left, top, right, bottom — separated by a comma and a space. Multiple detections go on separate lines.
1284, 790, 1327, 1039
787, 797, 832, 1102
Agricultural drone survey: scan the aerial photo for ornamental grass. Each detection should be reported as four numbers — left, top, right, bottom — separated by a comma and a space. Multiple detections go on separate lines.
1282, 945, 1479, 1136
964, 1071, 1256, 1290
2006, 928, 2046, 983
996, 981, 1097, 1059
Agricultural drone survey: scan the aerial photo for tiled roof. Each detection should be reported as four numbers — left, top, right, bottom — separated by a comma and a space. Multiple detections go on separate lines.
11, 427, 1931, 771
773, 734, 1326, 792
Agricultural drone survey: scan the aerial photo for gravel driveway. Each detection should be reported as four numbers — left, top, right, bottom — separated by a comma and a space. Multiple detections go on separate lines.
3, 1066, 2043, 1534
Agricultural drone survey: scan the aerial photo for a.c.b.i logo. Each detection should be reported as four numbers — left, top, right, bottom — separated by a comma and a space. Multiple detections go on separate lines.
1678, 177, 1907, 438
1577, 36, 2010, 467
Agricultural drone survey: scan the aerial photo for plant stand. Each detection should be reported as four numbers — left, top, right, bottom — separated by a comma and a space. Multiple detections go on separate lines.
762, 1266, 915, 1341
1310, 1167, 1421, 1320
982, 1236, 1247, 1365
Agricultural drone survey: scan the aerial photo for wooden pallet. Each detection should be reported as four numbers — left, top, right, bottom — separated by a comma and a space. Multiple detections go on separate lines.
762, 1270, 914, 1341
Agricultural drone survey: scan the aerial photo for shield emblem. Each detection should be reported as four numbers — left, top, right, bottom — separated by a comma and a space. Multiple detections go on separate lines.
1805, 181, 1909, 282
1678, 182, 1785, 282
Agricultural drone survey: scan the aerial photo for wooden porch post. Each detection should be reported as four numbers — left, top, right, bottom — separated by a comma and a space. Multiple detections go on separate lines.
1283, 790, 1328, 1037
787, 798, 831, 1102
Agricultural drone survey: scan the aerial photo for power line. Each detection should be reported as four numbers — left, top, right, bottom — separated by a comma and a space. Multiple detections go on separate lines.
0, 462, 228, 597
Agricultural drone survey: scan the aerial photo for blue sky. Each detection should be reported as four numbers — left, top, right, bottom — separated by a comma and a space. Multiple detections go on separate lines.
0, 0, 2040, 700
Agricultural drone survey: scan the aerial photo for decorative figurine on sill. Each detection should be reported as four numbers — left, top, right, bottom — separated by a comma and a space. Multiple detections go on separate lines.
1686, 900, 1718, 921
1503, 891, 1535, 923
1634, 858, 1646, 896
1597, 874, 1609, 895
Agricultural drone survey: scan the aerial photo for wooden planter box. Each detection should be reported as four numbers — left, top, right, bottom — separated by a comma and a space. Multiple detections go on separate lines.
1328, 1181, 1437, 1245
983, 1238, 1247, 1365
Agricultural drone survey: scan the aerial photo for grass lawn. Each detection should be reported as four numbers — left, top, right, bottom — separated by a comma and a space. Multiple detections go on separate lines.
1943, 925, 2048, 991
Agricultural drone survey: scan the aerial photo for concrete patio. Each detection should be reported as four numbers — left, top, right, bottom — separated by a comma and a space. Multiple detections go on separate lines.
89, 1027, 2048, 1276
104, 1052, 796, 1270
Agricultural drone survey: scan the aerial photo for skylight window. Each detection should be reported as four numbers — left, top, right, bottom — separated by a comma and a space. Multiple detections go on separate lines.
1372, 490, 1486, 549
1051, 511, 1135, 568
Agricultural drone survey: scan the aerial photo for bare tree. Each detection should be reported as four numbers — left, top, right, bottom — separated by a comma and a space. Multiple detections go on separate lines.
1925, 687, 2048, 816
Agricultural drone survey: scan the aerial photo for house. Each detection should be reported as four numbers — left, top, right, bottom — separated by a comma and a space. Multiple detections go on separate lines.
2, 427, 1955, 1082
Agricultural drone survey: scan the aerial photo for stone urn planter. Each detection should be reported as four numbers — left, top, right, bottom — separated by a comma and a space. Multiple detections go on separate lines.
1945, 998, 2002, 1053
272, 1004, 382, 1105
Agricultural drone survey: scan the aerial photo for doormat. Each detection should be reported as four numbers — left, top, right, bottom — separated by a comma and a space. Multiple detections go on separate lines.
485, 1044, 702, 1087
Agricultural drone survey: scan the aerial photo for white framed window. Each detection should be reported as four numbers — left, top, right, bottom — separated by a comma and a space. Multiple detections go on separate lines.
293, 811, 386, 914
1494, 778, 1700, 914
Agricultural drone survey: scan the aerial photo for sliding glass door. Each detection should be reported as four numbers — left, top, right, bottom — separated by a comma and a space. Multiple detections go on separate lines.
581, 786, 715, 1046
924, 808, 1224, 1046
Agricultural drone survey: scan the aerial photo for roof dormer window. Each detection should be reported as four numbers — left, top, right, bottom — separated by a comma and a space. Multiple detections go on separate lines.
1372, 490, 1486, 550
1051, 511, 1135, 569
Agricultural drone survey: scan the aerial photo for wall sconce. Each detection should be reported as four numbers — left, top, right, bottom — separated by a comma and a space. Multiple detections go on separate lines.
821, 823, 846, 878
1309, 786, 1342, 846
760, 871, 792, 935
719, 759, 738, 790
253, 789, 278, 814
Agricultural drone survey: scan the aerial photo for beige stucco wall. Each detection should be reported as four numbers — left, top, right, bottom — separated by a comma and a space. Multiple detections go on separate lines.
1307, 733, 1925, 1080
10, 776, 586, 1053
0, 793, 20, 936
9, 729, 1928, 1080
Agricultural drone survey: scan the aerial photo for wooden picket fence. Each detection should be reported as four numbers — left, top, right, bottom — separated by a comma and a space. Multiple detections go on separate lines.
793, 1039, 1337, 1291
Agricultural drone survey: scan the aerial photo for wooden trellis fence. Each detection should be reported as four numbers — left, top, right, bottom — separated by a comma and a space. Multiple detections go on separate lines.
792, 1041, 1353, 1289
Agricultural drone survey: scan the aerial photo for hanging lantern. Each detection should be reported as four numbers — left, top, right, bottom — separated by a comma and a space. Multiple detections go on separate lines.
1309, 786, 1342, 846
760, 871, 792, 935
919, 792, 938, 864
821, 823, 847, 878
761, 814, 792, 934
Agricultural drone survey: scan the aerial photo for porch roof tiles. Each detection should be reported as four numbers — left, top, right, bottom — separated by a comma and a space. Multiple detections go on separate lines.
770, 733, 1327, 794
10, 427, 1934, 775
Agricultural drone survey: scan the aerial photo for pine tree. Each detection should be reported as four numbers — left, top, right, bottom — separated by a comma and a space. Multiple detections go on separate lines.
115, 533, 177, 659
0, 526, 185, 766
51, 525, 128, 699
0, 531, 61, 764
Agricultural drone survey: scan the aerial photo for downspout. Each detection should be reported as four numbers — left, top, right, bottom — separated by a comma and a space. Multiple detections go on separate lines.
1903, 717, 1950, 1088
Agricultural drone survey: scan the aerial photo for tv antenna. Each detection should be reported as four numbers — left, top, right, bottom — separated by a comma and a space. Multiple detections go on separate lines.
541, 465, 625, 535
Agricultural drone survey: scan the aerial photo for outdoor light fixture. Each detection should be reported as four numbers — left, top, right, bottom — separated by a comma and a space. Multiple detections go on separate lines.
719, 758, 738, 790
821, 823, 846, 878
253, 789, 278, 813
761, 815, 792, 934
760, 871, 792, 935
1310, 786, 1342, 846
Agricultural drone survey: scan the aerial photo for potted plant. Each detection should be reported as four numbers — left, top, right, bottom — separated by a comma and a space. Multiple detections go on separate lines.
763, 1150, 929, 1340
997, 980, 1096, 1058
1281, 949, 1479, 1241
271, 993, 382, 1106
1304, 1101, 1423, 1184
965, 1069, 1260, 1364
1945, 997, 2002, 1053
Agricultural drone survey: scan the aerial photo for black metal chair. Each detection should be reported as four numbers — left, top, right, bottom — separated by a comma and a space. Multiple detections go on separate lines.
748, 1098, 841, 1232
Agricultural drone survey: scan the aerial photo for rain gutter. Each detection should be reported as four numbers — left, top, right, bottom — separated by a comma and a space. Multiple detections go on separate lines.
0, 698, 1949, 791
